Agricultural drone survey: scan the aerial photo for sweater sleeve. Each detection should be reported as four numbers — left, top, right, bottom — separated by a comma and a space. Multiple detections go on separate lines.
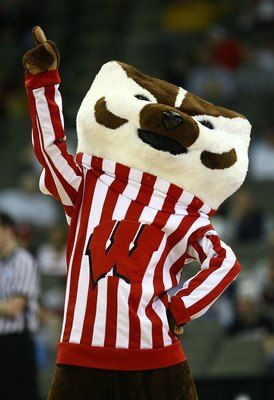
169, 226, 241, 326
25, 70, 82, 208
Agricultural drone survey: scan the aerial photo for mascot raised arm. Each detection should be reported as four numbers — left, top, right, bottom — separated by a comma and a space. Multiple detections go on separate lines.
23, 27, 251, 400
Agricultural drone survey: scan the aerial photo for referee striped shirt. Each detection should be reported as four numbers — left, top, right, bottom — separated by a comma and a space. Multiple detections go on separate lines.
0, 248, 39, 335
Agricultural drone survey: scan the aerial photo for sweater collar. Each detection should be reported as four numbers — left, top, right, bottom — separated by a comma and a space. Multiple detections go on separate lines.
76, 153, 216, 217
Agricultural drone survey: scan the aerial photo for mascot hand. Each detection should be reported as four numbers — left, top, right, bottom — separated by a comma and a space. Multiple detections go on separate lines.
23, 26, 60, 74
167, 309, 184, 337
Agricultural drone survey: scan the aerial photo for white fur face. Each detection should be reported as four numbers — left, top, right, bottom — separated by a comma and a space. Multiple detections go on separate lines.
76, 61, 251, 210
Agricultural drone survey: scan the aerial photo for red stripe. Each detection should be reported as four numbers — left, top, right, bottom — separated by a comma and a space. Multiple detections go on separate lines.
191, 240, 207, 263
63, 163, 103, 342
28, 91, 59, 199
187, 260, 241, 316
30, 92, 64, 204
57, 340, 186, 371
152, 184, 181, 228
25, 69, 61, 89
125, 173, 156, 348
104, 278, 119, 347
42, 86, 80, 202
150, 198, 201, 346
175, 235, 227, 298
36, 115, 78, 203
80, 163, 129, 346
102, 164, 129, 347
45, 85, 81, 175
32, 86, 80, 204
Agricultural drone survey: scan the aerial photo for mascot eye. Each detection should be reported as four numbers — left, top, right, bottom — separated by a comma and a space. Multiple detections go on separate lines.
200, 120, 214, 130
135, 94, 150, 101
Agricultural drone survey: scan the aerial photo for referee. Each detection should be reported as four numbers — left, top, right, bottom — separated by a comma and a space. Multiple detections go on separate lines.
0, 212, 39, 400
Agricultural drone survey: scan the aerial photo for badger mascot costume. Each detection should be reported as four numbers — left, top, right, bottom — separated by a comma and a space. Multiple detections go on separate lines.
23, 27, 251, 400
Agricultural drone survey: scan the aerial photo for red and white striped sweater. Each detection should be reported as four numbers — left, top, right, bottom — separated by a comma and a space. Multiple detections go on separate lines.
25, 70, 241, 370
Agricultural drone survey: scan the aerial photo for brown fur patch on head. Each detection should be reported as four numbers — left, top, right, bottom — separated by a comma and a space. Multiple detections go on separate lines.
118, 62, 179, 106
181, 92, 245, 119
140, 104, 199, 148
201, 148, 237, 169
94, 97, 128, 129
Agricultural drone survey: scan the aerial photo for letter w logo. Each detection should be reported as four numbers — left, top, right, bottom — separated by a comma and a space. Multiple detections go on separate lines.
85, 220, 164, 289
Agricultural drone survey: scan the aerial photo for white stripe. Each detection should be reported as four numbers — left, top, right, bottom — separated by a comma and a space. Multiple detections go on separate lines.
174, 190, 194, 215
146, 178, 170, 210
33, 87, 81, 200
115, 280, 131, 348
122, 168, 143, 200
153, 177, 170, 195
152, 299, 172, 346
91, 279, 108, 346
139, 206, 158, 225
137, 236, 167, 348
60, 169, 88, 341
69, 175, 114, 343
175, 87, 187, 108
39, 168, 51, 195
112, 179, 139, 347
35, 114, 73, 206
199, 203, 212, 215
102, 158, 116, 174
163, 217, 211, 290
186, 232, 217, 270
191, 301, 215, 319
162, 213, 182, 234
183, 242, 236, 310
54, 84, 65, 128
65, 214, 72, 225
82, 153, 92, 168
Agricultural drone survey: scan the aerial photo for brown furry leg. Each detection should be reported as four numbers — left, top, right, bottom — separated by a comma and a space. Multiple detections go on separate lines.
47, 365, 113, 400
114, 361, 198, 400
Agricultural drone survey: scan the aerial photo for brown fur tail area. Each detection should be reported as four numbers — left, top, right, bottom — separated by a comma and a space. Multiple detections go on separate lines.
201, 148, 237, 169
48, 362, 198, 400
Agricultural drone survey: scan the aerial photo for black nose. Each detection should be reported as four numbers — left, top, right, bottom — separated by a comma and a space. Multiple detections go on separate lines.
162, 111, 183, 130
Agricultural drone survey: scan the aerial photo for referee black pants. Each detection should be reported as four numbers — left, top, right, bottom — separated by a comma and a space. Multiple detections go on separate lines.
0, 332, 39, 400
48, 361, 198, 400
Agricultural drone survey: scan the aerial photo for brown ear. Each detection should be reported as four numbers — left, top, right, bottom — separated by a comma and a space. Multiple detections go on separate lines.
94, 97, 128, 129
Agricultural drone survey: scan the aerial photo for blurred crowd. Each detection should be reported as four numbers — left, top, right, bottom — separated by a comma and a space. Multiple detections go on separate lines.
1, 0, 274, 398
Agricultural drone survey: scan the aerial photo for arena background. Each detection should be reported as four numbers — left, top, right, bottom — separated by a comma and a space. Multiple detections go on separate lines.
1, 0, 274, 399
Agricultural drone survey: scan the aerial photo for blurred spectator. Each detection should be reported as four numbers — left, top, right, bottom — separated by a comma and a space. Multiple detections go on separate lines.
185, 53, 236, 99
254, 38, 274, 73
37, 225, 67, 276
227, 189, 266, 243
250, 125, 274, 180
0, 212, 39, 400
256, 0, 274, 26
0, 172, 59, 228
228, 279, 274, 336
209, 26, 246, 71
250, 245, 274, 307
36, 225, 67, 372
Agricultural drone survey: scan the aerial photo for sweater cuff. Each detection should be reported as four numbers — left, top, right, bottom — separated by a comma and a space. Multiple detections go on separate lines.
25, 69, 61, 89
169, 296, 191, 326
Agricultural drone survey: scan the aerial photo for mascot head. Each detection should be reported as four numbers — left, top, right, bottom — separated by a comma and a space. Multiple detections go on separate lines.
76, 61, 251, 210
